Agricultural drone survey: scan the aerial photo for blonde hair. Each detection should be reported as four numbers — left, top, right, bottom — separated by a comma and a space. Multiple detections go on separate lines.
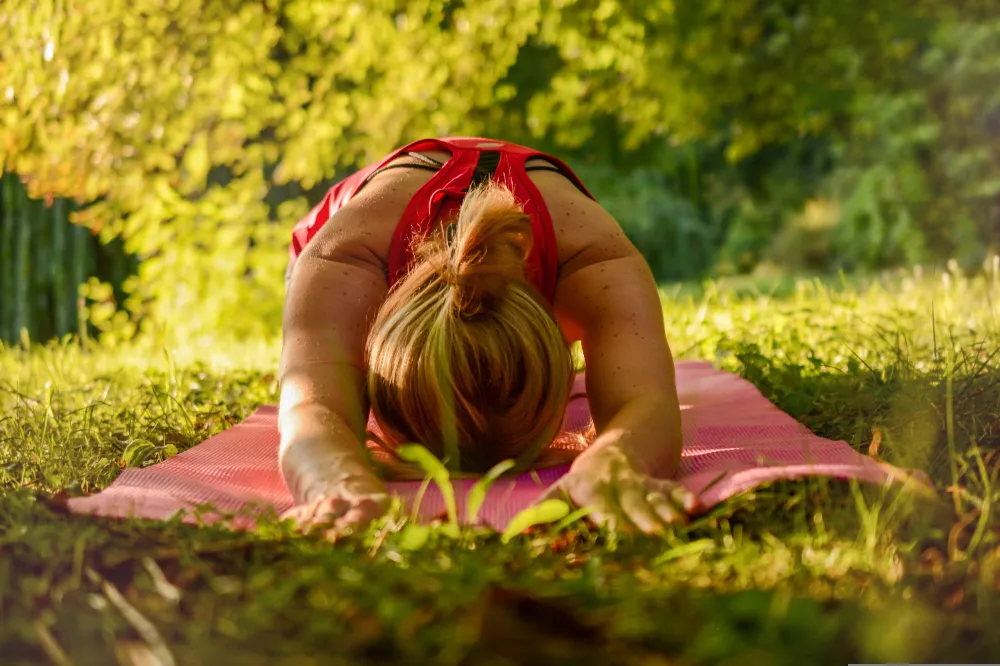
365, 181, 575, 475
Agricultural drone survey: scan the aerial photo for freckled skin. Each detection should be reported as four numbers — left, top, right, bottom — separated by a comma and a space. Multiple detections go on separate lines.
279, 148, 687, 532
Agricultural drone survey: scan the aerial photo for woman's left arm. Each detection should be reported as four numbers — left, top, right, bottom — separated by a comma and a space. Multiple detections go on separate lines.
558, 246, 683, 471
545, 224, 697, 530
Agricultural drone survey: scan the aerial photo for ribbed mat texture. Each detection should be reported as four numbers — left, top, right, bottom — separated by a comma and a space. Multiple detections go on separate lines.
68, 362, 892, 530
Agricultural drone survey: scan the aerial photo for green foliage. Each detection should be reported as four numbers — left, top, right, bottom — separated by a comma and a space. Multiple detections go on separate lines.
499, 499, 571, 543
396, 443, 459, 530
465, 459, 516, 524
1, 0, 969, 341
825, 16, 1000, 272
526, 0, 925, 158
0, 172, 136, 344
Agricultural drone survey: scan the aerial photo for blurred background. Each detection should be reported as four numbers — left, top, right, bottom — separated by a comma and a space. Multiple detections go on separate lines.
1, 0, 999, 345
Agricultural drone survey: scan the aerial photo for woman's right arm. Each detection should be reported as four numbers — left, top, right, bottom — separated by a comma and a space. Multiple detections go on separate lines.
278, 203, 391, 528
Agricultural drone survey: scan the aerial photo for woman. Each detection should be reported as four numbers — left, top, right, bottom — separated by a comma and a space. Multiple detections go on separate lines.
279, 137, 697, 534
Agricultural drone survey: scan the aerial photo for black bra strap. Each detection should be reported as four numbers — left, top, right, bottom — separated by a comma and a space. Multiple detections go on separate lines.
405, 151, 445, 167
469, 150, 502, 189
524, 158, 590, 197
363, 162, 440, 183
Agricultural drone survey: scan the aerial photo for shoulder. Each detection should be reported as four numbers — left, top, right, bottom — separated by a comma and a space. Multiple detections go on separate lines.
528, 170, 639, 281
527, 170, 650, 341
299, 164, 440, 270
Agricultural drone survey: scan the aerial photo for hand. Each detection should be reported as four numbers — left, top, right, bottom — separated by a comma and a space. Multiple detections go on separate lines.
281, 455, 390, 536
535, 444, 700, 533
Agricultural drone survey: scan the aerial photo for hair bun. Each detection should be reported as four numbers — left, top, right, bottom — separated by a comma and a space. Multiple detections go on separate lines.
431, 182, 535, 317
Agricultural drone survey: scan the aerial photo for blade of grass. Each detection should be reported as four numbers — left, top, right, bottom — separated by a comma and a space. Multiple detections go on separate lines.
396, 444, 457, 527
500, 499, 570, 543
465, 459, 515, 524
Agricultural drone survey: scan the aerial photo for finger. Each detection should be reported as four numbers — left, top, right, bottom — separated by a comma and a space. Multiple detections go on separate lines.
354, 495, 391, 520
648, 494, 685, 525
645, 482, 691, 525
322, 527, 345, 542
318, 498, 352, 522
341, 493, 390, 515
285, 502, 324, 527
618, 488, 665, 534
647, 479, 701, 513
585, 510, 617, 532
584, 485, 629, 534
668, 485, 702, 513
363, 492, 392, 510
335, 499, 389, 528
333, 509, 374, 530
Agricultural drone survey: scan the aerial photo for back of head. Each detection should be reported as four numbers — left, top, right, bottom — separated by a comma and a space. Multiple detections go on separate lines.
366, 181, 574, 473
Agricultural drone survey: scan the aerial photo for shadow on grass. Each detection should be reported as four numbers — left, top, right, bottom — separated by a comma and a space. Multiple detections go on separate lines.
2, 484, 997, 666
710, 343, 999, 600
721, 341, 1000, 490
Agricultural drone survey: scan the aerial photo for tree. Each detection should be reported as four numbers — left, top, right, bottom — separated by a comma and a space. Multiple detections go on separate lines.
0, 0, 967, 339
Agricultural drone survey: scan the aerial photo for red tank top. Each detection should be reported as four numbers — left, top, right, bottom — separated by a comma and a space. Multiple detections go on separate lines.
288, 137, 594, 304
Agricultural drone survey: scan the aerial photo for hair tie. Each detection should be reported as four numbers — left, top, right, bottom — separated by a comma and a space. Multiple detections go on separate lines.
440, 263, 460, 287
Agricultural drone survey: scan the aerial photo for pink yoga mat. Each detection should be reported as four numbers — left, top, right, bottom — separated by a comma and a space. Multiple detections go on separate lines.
68, 362, 894, 530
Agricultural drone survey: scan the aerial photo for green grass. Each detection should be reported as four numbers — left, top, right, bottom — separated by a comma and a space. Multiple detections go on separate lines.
2, 267, 999, 665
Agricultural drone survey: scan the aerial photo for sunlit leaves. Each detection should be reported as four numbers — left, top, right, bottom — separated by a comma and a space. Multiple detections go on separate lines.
0, 0, 974, 339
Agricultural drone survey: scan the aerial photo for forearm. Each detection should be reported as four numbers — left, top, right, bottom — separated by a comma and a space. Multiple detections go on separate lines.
573, 392, 683, 478
279, 402, 381, 504
278, 359, 376, 503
